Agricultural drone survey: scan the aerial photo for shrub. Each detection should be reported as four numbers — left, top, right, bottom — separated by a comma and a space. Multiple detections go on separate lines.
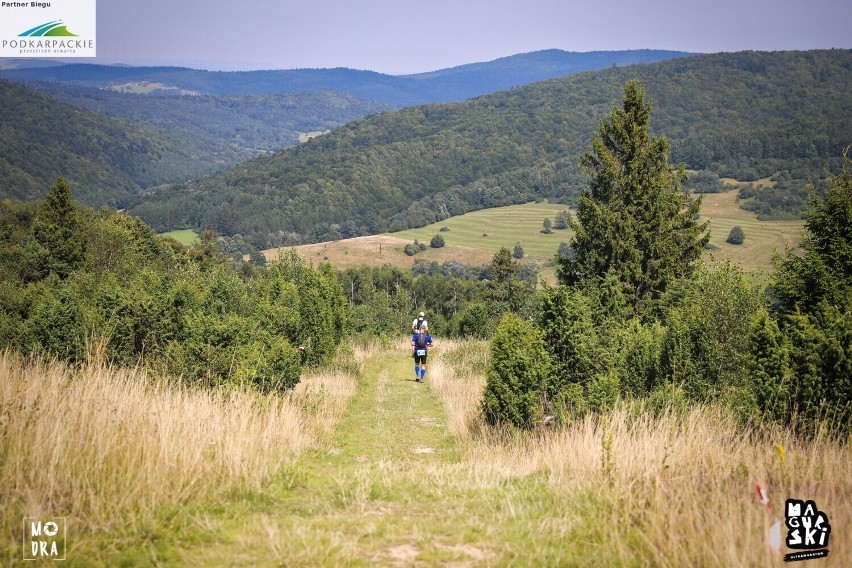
726, 226, 745, 245
482, 314, 552, 428
512, 242, 524, 259
430, 234, 445, 248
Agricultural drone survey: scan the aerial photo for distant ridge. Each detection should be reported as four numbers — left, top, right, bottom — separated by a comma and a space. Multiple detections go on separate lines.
0, 49, 691, 107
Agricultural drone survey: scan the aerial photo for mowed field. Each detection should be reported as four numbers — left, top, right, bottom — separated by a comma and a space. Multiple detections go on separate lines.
697, 188, 804, 273
265, 202, 573, 278
263, 192, 802, 277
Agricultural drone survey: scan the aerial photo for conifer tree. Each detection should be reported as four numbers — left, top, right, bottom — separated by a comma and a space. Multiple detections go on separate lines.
33, 178, 85, 279
558, 80, 708, 314
772, 164, 851, 315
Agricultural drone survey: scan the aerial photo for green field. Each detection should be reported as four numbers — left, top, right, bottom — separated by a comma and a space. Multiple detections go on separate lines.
696, 189, 803, 273
273, 192, 803, 282
160, 229, 200, 245
394, 202, 573, 259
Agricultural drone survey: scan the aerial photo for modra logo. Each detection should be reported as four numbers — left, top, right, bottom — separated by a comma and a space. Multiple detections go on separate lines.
19, 20, 77, 37
22, 517, 66, 561
784, 499, 831, 562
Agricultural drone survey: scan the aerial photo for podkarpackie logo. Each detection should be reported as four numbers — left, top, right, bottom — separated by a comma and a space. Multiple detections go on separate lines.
19, 20, 77, 37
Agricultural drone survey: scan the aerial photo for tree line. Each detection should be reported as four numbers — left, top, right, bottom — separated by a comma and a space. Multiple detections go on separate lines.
0, 179, 346, 391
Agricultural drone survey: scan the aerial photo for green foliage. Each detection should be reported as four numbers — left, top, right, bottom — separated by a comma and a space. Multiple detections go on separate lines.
747, 309, 790, 422
541, 218, 552, 234
684, 170, 725, 193
490, 247, 517, 284
538, 286, 607, 391
0, 80, 214, 207
645, 382, 688, 417
726, 226, 745, 245
553, 210, 569, 230
772, 167, 852, 315
482, 314, 551, 428
32, 178, 86, 280
512, 241, 524, 259
559, 80, 709, 316
616, 319, 665, 398
430, 234, 445, 248
784, 305, 851, 430
0, 183, 349, 393
23, 286, 86, 361
659, 262, 762, 401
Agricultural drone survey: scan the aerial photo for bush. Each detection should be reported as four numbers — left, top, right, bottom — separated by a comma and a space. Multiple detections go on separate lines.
482, 314, 552, 428
403, 243, 419, 256
726, 226, 745, 245
512, 242, 524, 259
430, 234, 445, 248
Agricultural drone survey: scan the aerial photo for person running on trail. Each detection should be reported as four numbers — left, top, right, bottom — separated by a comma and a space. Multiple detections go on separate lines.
411, 324, 433, 382
412, 311, 428, 334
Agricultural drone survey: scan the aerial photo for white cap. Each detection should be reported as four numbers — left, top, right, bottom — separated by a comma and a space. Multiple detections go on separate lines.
419, 312, 425, 317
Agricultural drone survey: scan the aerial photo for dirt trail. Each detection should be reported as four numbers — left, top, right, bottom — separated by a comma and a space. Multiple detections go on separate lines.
173, 345, 497, 566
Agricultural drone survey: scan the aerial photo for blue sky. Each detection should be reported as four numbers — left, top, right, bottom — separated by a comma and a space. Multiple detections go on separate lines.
97, 0, 851, 74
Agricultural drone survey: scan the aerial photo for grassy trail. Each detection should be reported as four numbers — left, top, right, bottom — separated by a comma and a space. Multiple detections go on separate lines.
169, 345, 545, 566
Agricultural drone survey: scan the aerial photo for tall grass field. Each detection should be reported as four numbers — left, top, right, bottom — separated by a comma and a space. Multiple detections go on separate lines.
0, 348, 362, 564
2, 340, 847, 564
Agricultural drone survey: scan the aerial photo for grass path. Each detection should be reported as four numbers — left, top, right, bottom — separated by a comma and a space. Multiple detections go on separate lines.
166, 345, 558, 566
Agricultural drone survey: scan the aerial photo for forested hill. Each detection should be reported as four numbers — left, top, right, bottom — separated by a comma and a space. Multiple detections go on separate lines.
0, 79, 217, 207
20, 82, 393, 168
0, 50, 689, 107
129, 50, 851, 248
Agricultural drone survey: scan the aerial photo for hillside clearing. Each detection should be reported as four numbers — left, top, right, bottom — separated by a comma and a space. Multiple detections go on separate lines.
264, 194, 802, 277
161, 228, 201, 245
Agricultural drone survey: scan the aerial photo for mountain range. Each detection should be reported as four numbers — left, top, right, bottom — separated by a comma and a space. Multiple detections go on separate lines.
0, 50, 690, 106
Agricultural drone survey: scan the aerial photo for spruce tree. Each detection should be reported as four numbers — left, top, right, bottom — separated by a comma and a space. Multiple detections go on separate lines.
33, 178, 85, 279
558, 80, 708, 314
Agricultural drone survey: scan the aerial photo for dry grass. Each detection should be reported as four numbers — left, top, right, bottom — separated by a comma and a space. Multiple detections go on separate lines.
0, 348, 361, 562
264, 235, 495, 271
431, 343, 852, 566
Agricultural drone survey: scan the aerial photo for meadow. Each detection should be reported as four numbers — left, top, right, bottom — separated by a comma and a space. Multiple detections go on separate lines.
160, 228, 201, 245
9, 339, 843, 564
0, 346, 364, 564
268, 191, 802, 279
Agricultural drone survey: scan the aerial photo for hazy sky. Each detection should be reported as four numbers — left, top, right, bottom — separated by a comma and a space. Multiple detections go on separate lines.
95, 0, 850, 74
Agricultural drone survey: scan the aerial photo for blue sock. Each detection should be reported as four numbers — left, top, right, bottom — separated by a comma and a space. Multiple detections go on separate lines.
415, 364, 420, 379
420, 367, 426, 380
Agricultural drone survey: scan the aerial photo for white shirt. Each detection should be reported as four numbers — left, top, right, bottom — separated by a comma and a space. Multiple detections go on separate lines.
412, 318, 428, 332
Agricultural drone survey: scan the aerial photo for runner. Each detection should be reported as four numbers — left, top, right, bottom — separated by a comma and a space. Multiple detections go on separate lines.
411, 311, 428, 334
411, 324, 433, 382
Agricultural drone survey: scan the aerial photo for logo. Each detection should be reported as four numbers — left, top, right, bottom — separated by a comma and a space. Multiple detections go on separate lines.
19, 20, 78, 37
0, 0, 95, 57
784, 499, 831, 562
22, 517, 66, 561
